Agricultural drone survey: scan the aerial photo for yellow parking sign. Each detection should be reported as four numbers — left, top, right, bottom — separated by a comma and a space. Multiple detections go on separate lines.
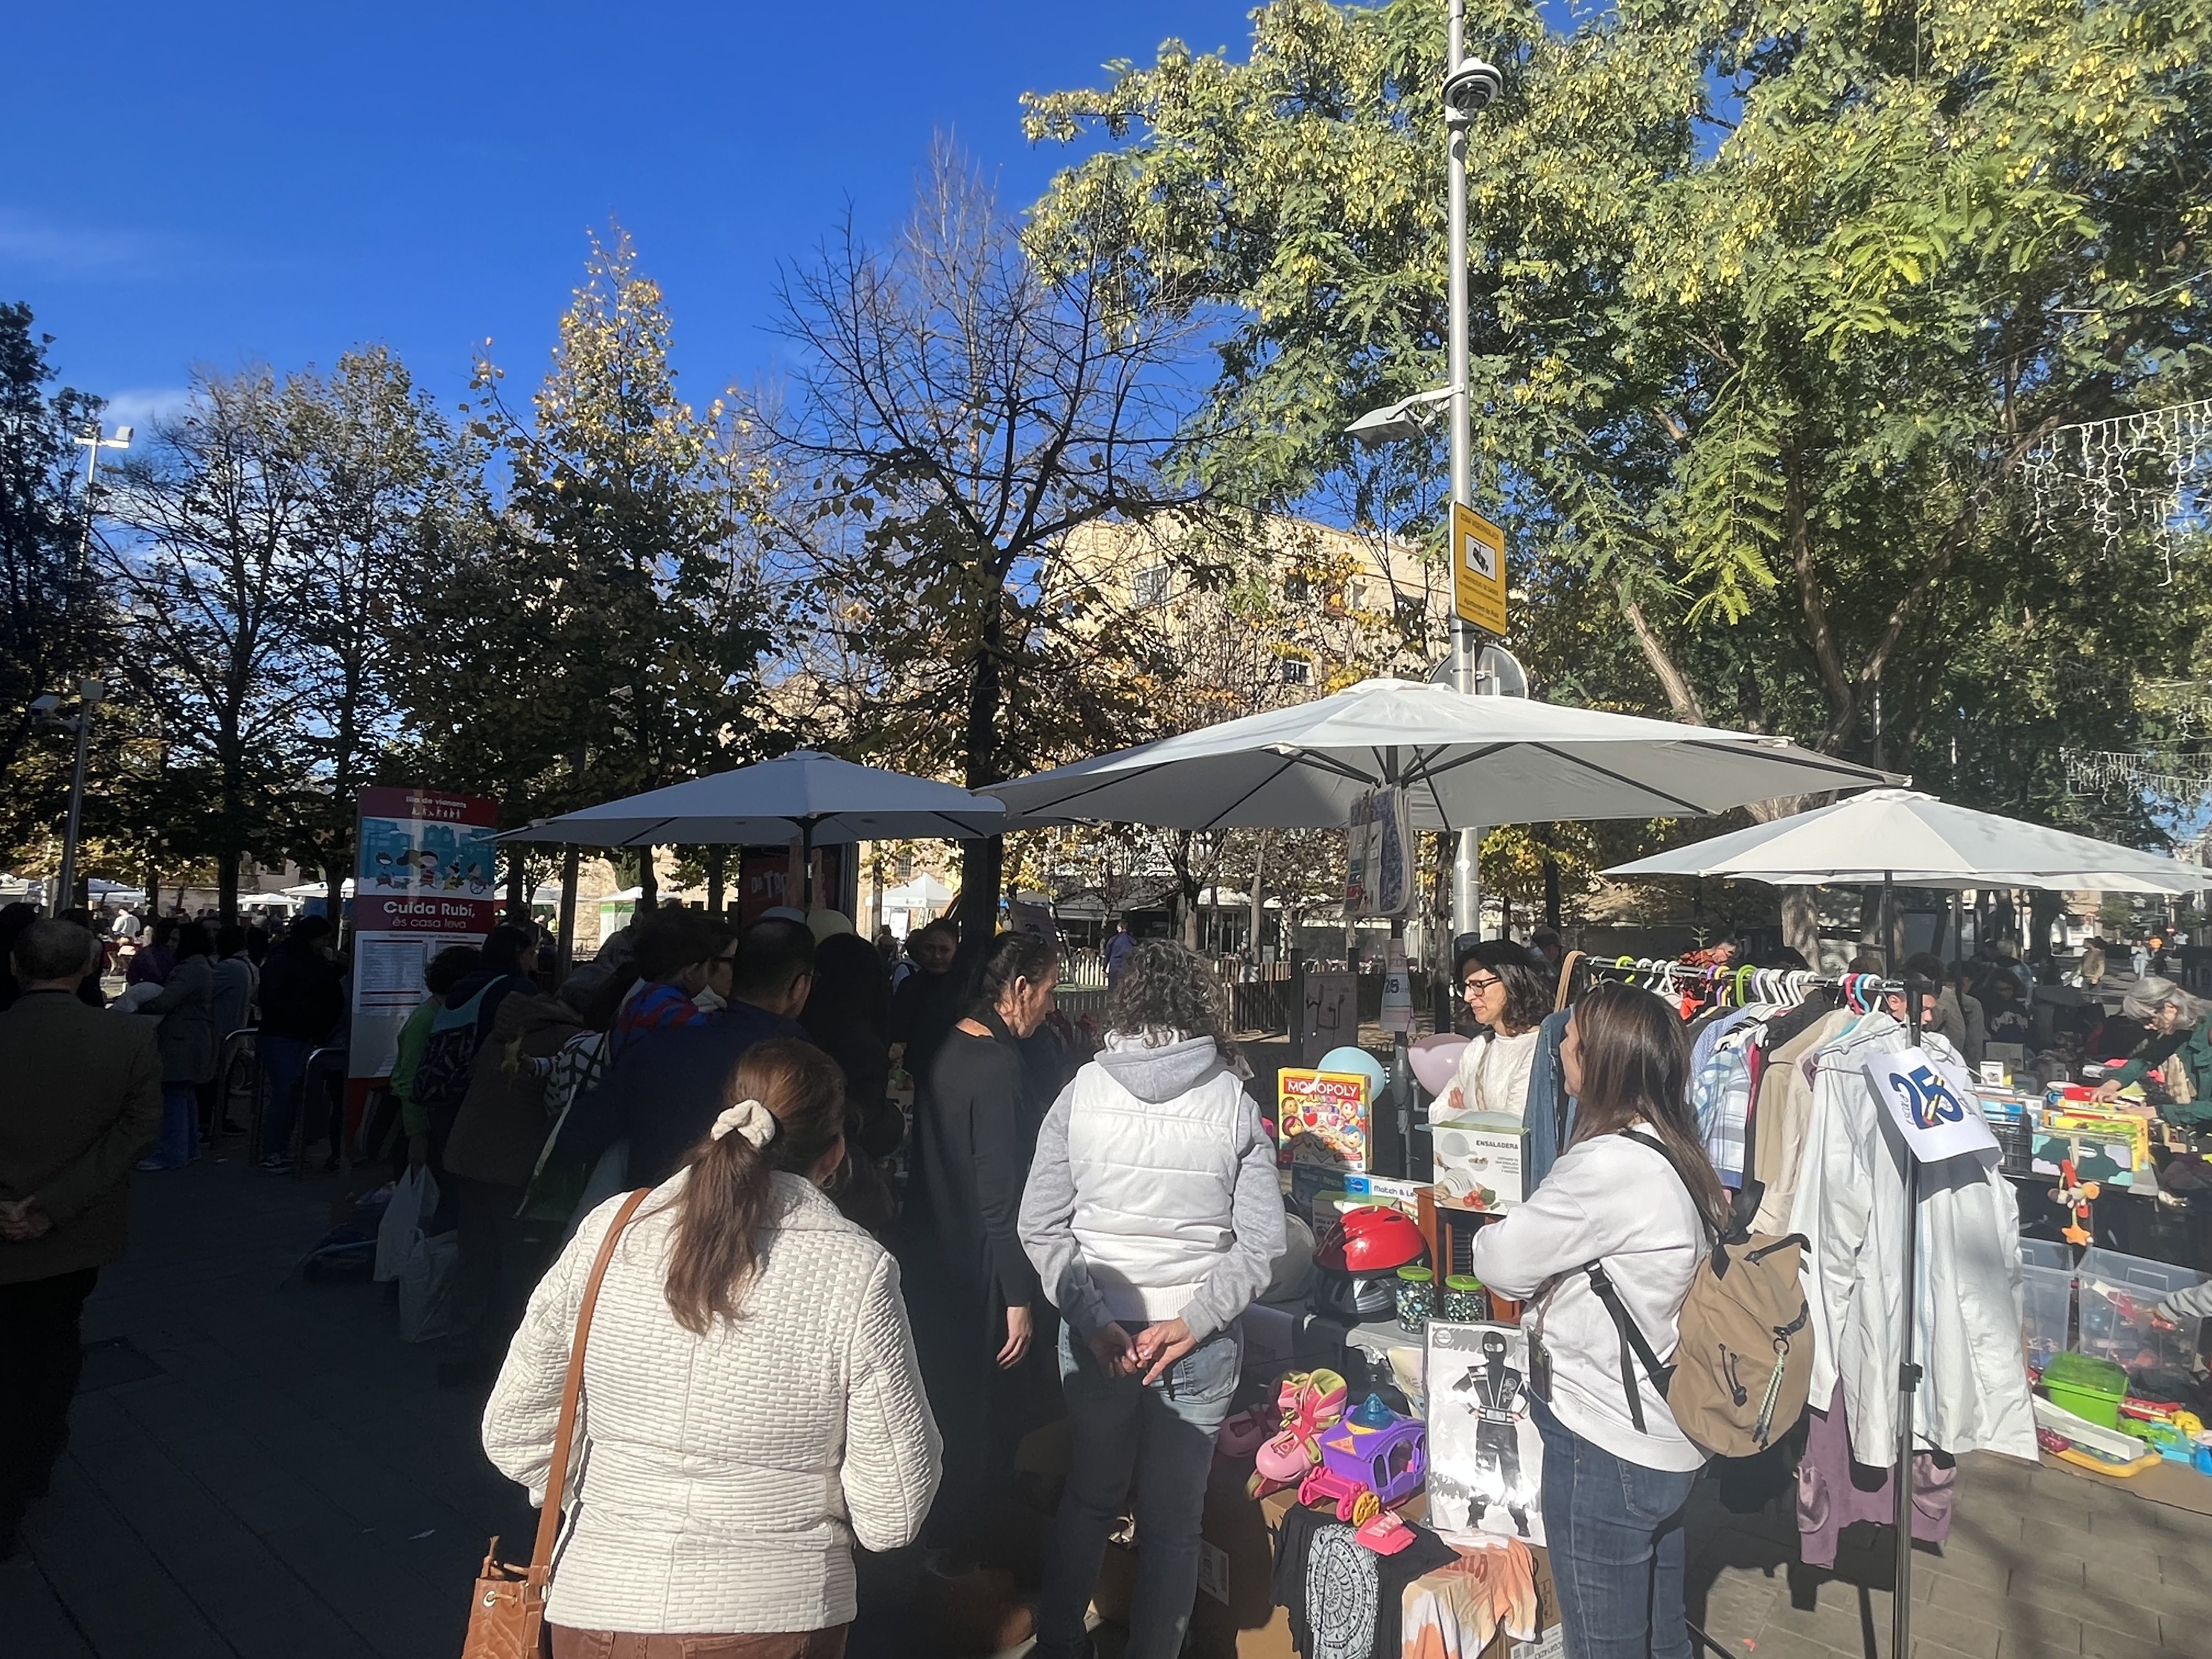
1452, 502, 1508, 636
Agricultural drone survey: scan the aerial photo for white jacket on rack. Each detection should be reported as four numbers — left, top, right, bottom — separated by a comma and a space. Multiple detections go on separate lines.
1787, 1014, 2036, 1465
483, 1171, 941, 1634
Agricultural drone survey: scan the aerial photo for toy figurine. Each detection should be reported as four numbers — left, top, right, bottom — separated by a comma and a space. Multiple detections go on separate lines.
2049, 1158, 2100, 1247
1299, 1393, 1428, 1522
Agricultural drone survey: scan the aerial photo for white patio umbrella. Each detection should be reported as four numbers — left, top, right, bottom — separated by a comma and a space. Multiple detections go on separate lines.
495, 751, 1006, 849
984, 678, 1892, 828
1604, 788, 2209, 893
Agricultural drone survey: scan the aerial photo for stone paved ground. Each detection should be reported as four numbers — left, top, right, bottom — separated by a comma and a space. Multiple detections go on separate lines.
8, 1144, 2212, 1658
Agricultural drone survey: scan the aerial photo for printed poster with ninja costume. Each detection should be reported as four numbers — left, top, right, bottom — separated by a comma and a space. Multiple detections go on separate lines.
1426, 1322, 1545, 1546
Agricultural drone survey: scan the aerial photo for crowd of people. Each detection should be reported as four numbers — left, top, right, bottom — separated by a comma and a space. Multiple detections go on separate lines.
7, 887, 2207, 1653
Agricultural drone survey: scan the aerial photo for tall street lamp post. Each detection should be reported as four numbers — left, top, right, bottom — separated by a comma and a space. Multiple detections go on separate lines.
33, 680, 105, 917
1346, 8, 1503, 950
71, 421, 132, 586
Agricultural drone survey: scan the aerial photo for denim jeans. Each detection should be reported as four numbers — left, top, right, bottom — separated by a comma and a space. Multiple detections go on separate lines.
258, 1035, 313, 1160
146, 1082, 200, 1169
1533, 1397, 1697, 1659
1034, 1321, 1242, 1659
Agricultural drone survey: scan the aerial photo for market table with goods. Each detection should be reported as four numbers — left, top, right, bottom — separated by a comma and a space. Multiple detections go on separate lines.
1020, 962, 2212, 1659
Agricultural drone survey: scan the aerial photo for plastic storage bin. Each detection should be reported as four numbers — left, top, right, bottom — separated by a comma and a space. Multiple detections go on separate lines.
2041, 1351, 2128, 1429
2075, 1248, 2209, 1383
2020, 1269, 2073, 1376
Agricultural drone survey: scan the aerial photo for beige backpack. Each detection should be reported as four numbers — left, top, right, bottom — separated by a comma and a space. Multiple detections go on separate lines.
1569, 1130, 1814, 1459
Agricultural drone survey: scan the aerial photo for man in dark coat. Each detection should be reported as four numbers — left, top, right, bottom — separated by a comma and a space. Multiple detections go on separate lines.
557, 918, 815, 1189
0, 919, 162, 1558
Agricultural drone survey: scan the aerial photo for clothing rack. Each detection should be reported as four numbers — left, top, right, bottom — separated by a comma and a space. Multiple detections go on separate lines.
1583, 957, 1929, 1659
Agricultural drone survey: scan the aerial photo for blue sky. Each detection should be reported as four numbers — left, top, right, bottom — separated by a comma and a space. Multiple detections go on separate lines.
3, 0, 1262, 426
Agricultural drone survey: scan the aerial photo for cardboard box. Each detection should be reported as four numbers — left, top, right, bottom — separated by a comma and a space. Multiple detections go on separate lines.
1431, 1113, 1528, 1211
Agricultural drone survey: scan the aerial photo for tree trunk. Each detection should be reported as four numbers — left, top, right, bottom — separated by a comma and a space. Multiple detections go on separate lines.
505, 849, 528, 919
1781, 888, 1820, 967
217, 848, 240, 927
957, 593, 1007, 961
706, 845, 726, 918
960, 837, 1004, 951
637, 846, 659, 912
1543, 857, 1561, 930
1249, 830, 1273, 963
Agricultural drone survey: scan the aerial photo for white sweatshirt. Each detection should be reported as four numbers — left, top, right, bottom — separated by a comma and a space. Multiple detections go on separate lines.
1447, 1026, 1540, 1121
1468, 1130, 1707, 1472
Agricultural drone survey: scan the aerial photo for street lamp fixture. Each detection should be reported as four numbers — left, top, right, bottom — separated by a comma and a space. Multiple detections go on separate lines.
1345, 385, 1456, 448
71, 421, 132, 584
33, 679, 105, 916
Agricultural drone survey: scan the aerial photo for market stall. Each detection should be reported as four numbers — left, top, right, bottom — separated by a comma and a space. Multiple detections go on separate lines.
980, 678, 1895, 1658
1605, 797, 2212, 1655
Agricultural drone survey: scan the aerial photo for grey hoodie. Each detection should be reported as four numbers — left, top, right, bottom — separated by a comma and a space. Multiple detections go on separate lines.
1018, 1031, 1286, 1344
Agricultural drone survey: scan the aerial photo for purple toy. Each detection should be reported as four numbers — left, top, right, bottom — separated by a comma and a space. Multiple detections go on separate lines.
1297, 1393, 1428, 1522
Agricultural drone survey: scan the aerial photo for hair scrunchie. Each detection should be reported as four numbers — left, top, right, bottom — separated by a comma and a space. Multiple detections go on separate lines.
709, 1098, 779, 1149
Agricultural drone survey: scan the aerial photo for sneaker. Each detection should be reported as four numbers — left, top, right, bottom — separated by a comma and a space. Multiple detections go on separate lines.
134, 1157, 180, 1173
258, 1153, 294, 1172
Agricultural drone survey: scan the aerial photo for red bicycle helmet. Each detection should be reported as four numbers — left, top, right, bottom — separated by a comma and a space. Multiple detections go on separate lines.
1316, 1206, 1427, 1274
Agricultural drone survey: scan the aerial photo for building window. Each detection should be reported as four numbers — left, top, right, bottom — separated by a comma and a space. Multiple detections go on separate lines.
1133, 564, 1172, 607
1280, 656, 1313, 686
1284, 573, 1313, 603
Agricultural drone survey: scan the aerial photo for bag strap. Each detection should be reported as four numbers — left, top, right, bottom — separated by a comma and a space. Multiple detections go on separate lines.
1553, 950, 1586, 1013
528, 1187, 651, 1571
1583, 1262, 1674, 1429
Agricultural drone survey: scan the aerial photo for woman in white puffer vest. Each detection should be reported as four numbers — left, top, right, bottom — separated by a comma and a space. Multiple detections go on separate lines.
1019, 940, 1286, 1659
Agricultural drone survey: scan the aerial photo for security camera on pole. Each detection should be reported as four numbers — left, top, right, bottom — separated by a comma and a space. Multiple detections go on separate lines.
1346, 11, 1504, 952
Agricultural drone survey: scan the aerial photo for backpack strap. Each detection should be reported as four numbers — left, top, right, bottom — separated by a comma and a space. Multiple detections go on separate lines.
1582, 1261, 1675, 1429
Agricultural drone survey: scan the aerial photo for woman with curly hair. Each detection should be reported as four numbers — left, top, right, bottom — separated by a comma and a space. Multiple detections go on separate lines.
1445, 938, 1554, 1124
1019, 940, 1285, 1659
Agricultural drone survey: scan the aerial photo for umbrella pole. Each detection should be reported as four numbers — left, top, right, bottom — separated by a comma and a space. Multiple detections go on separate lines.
1883, 871, 1895, 973
1892, 978, 1925, 1659
802, 821, 816, 910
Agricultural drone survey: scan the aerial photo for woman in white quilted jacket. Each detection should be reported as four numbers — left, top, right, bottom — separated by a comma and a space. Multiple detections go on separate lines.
483, 1039, 941, 1659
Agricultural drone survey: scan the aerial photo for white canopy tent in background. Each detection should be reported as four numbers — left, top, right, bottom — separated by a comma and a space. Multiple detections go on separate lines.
1605, 788, 2210, 894
984, 678, 1893, 829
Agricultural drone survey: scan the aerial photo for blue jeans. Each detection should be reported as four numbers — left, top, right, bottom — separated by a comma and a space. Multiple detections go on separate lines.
1034, 1321, 1242, 1659
1533, 1397, 1696, 1659
258, 1035, 313, 1160
144, 1082, 200, 1169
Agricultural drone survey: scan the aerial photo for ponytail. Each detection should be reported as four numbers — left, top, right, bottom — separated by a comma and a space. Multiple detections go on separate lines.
662, 1039, 848, 1333
965, 930, 1059, 1021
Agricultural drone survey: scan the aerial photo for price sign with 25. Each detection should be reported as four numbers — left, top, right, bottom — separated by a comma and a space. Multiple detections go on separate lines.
1862, 1048, 1997, 1163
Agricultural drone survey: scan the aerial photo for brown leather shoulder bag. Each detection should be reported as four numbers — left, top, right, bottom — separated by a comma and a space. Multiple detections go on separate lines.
462, 1187, 650, 1658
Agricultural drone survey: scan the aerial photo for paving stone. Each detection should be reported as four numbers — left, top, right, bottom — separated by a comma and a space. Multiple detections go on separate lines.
2078, 1623, 2176, 1659
2007, 1574, 2165, 1640
0, 1556, 97, 1658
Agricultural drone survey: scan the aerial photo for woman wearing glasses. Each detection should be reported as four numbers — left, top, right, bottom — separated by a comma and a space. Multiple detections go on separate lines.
1444, 940, 1554, 1124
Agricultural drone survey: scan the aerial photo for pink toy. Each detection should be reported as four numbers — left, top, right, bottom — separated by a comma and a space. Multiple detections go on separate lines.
1297, 1393, 1428, 1522
1248, 1369, 1348, 1498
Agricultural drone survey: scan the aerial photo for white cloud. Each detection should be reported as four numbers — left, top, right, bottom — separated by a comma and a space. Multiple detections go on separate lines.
98, 386, 196, 430
0, 210, 171, 279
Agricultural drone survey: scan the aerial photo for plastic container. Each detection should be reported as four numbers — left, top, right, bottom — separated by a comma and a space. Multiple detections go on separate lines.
2075, 1249, 2209, 1383
2021, 1264, 2073, 1376
2041, 1351, 2128, 1429
2019, 1237, 2073, 1274
1395, 1266, 1434, 1336
1441, 1274, 1487, 1324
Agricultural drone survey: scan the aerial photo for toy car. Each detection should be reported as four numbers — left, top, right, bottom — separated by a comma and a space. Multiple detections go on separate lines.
1297, 1393, 1427, 1523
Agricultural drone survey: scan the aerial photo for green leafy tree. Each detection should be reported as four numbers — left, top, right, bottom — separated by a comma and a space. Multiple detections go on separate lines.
407, 227, 778, 908
1026, 0, 2212, 945
284, 346, 464, 913
104, 367, 318, 919
0, 303, 116, 870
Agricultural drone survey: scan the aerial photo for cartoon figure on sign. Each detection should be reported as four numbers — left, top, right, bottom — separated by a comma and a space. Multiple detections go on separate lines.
1451, 1331, 1531, 1536
1887, 1063, 1966, 1131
